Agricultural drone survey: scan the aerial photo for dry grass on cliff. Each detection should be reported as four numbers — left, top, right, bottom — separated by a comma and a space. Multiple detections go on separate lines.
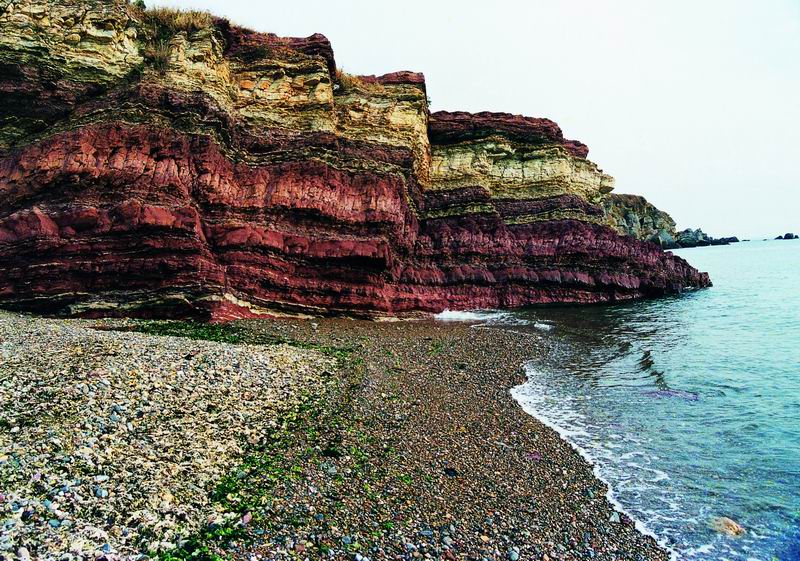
335, 68, 389, 95
136, 7, 213, 72
141, 7, 213, 35
335, 69, 365, 92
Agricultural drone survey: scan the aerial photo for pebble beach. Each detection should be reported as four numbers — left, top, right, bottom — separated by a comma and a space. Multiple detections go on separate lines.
0, 312, 668, 561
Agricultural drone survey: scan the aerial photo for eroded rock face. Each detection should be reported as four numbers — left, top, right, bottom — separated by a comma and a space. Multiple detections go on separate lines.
604, 194, 679, 248
0, 0, 710, 319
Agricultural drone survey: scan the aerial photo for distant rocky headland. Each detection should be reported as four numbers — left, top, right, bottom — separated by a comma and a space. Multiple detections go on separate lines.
604, 194, 739, 249
0, 0, 710, 320
674, 230, 740, 248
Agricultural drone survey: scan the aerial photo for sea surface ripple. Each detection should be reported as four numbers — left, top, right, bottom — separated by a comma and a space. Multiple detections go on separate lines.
440, 239, 800, 560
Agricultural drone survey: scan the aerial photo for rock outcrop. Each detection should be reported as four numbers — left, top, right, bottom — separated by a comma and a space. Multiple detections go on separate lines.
0, 0, 710, 319
776, 233, 797, 240
676, 229, 739, 248
603, 194, 678, 248
604, 195, 741, 249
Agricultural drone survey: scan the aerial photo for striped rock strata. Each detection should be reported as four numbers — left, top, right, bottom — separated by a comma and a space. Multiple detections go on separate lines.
0, 0, 710, 319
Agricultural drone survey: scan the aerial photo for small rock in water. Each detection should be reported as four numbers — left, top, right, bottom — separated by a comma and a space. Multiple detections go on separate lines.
711, 516, 745, 536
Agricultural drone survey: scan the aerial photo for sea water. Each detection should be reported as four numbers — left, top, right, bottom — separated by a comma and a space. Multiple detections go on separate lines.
441, 239, 800, 560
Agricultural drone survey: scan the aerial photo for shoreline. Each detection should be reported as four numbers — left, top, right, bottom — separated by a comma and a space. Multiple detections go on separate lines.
510, 361, 676, 561
0, 312, 669, 560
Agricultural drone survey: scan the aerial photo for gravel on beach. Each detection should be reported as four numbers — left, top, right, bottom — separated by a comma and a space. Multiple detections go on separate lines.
0, 312, 669, 561
219, 319, 670, 561
0, 312, 331, 560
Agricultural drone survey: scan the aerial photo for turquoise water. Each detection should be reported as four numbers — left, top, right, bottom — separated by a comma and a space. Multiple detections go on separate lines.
447, 240, 800, 560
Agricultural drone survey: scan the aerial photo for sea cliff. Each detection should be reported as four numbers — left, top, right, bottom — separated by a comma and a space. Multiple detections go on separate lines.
0, 0, 710, 320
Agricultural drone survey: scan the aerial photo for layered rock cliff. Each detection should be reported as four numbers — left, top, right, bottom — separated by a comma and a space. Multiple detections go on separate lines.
0, 0, 710, 319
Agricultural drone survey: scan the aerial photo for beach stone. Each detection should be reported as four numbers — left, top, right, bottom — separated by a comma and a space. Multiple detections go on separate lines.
609, 512, 621, 523
509, 550, 520, 561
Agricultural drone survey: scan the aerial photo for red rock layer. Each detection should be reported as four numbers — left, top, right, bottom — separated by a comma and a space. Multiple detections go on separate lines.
0, 6, 710, 319
0, 118, 709, 319
429, 111, 589, 158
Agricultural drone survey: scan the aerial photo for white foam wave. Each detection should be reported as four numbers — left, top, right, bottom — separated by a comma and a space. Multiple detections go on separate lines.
434, 309, 528, 325
685, 543, 715, 557
511, 363, 679, 561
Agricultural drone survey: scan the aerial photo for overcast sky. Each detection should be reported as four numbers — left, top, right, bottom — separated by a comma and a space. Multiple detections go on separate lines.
152, 0, 799, 239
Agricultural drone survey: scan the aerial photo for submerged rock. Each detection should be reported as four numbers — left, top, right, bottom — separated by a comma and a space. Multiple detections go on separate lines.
643, 389, 699, 401
712, 517, 745, 537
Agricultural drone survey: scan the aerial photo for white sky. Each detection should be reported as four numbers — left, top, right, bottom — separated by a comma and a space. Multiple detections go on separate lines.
152, 0, 800, 239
